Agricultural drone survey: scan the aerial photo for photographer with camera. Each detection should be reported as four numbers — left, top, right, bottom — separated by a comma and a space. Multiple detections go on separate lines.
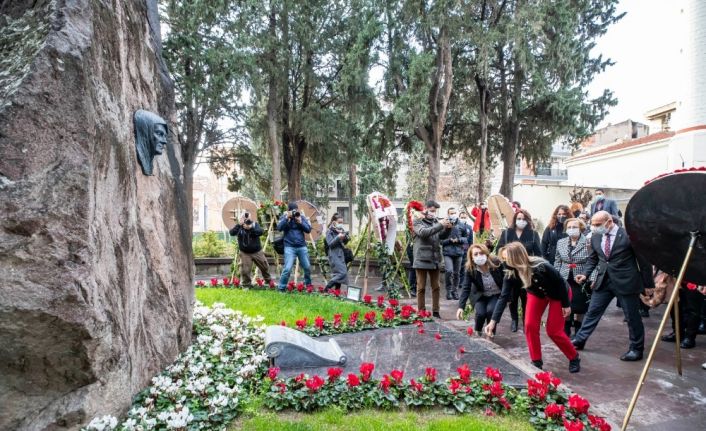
229, 212, 272, 287
276, 202, 313, 291
324, 213, 351, 292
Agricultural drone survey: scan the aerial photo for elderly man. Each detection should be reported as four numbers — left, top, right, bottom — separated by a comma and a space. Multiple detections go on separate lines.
572, 211, 654, 361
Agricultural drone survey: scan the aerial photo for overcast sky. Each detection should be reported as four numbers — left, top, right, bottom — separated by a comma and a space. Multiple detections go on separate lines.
588, 0, 680, 127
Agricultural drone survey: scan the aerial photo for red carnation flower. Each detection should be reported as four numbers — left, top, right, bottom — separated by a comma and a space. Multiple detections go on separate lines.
269, 279, 276, 289
449, 379, 462, 394
486, 381, 504, 398
568, 263, 577, 269
485, 366, 503, 382
276, 381, 287, 393
380, 375, 392, 393
314, 316, 325, 331
327, 367, 343, 383
457, 364, 472, 384
306, 285, 314, 293
425, 367, 437, 383
363, 294, 372, 304
458, 346, 466, 354
400, 305, 414, 319
418, 328, 425, 334
389, 299, 399, 307
360, 362, 375, 382
305, 375, 325, 392
333, 313, 342, 328
232, 277, 240, 287
466, 327, 474, 336
332, 289, 341, 297
280, 320, 286, 326
196, 280, 205, 287
390, 369, 404, 384
568, 393, 590, 415
563, 419, 585, 431
222, 277, 231, 286
588, 415, 611, 431
382, 307, 395, 321
410, 378, 424, 392
256, 278, 265, 287
377, 295, 385, 307
296, 283, 305, 292
686, 282, 698, 290
210, 278, 218, 286
348, 311, 360, 326
347, 373, 360, 387
435, 332, 442, 340
296, 317, 307, 330
544, 403, 565, 420
268, 367, 280, 380
364, 311, 377, 324
527, 379, 549, 401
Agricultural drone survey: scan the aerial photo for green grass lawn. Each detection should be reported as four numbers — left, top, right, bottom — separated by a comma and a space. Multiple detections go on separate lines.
234, 407, 533, 431
195, 288, 373, 325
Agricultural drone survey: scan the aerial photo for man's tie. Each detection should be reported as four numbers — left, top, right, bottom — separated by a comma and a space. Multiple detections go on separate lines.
604, 233, 611, 259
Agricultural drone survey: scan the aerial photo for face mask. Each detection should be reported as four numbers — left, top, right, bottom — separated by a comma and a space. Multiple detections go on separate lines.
480, 204, 487, 209
448, 215, 458, 222
595, 194, 605, 201
591, 223, 608, 235
473, 255, 488, 266
336, 224, 345, 231
515, 219, 528, 229
566, 227, 580, 238
459, 218, 468, 224
557, 216, 566, 224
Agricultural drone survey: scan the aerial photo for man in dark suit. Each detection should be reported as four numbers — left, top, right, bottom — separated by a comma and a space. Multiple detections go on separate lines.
572, 211, 654, 361
590, 188, 619, 217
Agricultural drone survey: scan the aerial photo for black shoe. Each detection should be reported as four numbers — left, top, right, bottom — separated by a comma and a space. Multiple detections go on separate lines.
620, 350, 643, 361
531, 360, 543, 370
569, 354, 581, 373
623, 317, 628, 323
451, 290, 459, 301
680, 337, 696, 349
511, 320, 518, 333
432, 312, 441, 319
661, 332, 677, 342
410, 290, 417, 298
445, 291, 453, 300
640, 308, 650, 318
571, 338, 585, 350
698, 321, 706, 335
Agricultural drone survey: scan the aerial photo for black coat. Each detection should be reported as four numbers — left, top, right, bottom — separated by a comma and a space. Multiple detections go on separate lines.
495, 228, 542, 257
491, 262, 570, 323
541, 225, 567, 265
458, 263, 505, 309
581, 227, 654, 295
229, 222, 264, 253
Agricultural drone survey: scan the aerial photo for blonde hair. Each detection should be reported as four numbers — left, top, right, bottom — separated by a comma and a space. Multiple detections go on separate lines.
465, 243, 499, 272
564, 217, 586, 231
500, 242, 545, 288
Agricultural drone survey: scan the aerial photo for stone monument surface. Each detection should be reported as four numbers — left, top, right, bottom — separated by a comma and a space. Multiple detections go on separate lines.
0, 1, 192, 429
265, 326, 347, 368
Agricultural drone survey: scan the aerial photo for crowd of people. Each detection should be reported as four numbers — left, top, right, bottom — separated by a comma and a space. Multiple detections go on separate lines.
227, 193, 706, 373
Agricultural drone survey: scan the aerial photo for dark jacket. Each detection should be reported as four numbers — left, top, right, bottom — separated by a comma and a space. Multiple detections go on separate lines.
229, 222, 265, 254
495, 228, 542, 257
441, 220, 470, 257
458, 262, 505, 309
590, 198, 619, 217
581, 227, 654, 295
277, 214, 312, 248
491, 262, 570, 323
412, 217, 451, 270
541, 225, 567, 265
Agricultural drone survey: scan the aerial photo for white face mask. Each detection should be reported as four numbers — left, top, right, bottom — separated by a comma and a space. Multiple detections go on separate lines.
335, 224, 345, 231
515, 219, 528, 229
591, 223, 608, 235
566, 227, 581, 238
473, 255, 488, 266
448, 215, 458, 222
459, 218, 468, 224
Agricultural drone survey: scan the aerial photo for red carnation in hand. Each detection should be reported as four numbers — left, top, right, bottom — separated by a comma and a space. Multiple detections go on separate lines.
347, 373, 360, 387
327, 367, 343, 383
544, 403, 565, 420
686, 282, 698, 290
568, 393, 591, 415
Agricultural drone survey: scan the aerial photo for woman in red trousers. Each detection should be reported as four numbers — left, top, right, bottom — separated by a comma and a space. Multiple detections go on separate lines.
485, 242, 580, 373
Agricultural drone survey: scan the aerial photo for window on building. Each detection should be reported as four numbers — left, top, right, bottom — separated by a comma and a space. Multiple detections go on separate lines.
336, 180, 348, 199
336, 207, 351, 224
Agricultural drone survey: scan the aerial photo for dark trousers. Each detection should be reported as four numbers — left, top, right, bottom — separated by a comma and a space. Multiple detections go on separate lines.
459, 251, 468, 287
574, 278, 645, 352
509, 285, 527, 323
474, 294, 499, 332
444, 255, 463, 294
671, 288, 705, 339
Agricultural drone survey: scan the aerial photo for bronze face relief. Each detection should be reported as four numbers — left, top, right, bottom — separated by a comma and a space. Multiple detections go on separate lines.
134, 110, 168, 176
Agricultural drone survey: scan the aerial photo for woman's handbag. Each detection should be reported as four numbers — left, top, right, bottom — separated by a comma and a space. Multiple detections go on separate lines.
343, 247, 354, 264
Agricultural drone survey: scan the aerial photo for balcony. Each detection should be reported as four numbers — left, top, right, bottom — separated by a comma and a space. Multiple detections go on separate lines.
515, 167, 568, 181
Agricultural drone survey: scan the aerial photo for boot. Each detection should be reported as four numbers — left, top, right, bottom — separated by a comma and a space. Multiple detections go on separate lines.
698, 320, 706, 335
564, 320, 573, 337
662, 332, 677, 342
569, 354, 581, 373
446, 289, 453, 300
680, 336, 696, 349
531, 359, 543, 370
451, 288, 459, 301
511, 319, 518, 333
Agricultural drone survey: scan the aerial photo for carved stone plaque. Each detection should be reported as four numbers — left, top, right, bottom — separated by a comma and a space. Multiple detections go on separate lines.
265, 325, 347, 368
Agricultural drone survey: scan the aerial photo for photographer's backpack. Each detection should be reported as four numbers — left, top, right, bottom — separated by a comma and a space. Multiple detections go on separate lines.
272, 231, 285, 255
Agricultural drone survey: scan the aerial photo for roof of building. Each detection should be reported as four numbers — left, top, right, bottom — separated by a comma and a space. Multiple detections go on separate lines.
568, 130, 676, 162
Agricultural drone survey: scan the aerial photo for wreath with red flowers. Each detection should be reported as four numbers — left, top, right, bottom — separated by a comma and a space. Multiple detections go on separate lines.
405, 200, 424, 232
644, 166, 706, 185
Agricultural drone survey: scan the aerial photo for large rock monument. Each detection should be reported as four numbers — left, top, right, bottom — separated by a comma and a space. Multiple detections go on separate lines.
0, 1, 193, 429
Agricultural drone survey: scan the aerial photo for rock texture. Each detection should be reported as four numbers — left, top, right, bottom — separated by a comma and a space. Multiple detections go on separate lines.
0, 1, 193, 429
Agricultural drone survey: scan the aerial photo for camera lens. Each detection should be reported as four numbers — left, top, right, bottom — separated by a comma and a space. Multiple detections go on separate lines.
245, 219, 253, 225
244, 212, 249, 218
293, 211, 301, 218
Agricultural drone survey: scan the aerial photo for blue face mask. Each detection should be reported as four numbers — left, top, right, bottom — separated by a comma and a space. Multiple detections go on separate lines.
595, 194, 605, 201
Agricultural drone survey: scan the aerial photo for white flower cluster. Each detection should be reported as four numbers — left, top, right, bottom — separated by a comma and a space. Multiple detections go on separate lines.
83, 302, 268, 431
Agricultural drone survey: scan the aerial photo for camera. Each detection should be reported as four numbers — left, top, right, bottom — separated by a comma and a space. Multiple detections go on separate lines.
243, 212, 250, 219
244, 219, 253, 226
291, 211, 301, 218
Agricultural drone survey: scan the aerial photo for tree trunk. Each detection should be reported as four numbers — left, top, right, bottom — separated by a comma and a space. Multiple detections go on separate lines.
348, 163, 356, 234
475, 74, 489, 202
499, 126, 517, 198
267, 7, 281, 200
286, 139, 304, 200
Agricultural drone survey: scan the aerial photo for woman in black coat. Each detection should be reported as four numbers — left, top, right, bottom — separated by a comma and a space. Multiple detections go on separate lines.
485, 242, 580, 373
456, 244, 504, 334
541, 204, 569, 265
494, 209, 541, 332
